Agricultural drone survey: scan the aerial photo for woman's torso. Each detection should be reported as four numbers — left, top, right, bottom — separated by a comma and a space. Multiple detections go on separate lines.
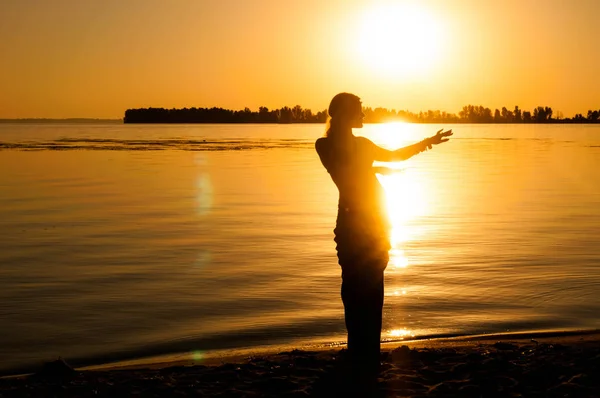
316, 135, 391, 269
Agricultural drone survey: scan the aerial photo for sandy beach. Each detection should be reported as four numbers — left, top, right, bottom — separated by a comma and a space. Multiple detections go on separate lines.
2, 331, 600, 397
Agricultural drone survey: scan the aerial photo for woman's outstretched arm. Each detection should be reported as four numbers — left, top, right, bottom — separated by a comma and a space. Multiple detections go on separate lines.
369, 129, 453, 162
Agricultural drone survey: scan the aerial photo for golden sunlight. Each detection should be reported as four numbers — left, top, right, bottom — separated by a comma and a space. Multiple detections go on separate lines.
356, 3, 443, 78
369, 123, 432, 252
378, 169, 429, 246
388, 328, 414, 339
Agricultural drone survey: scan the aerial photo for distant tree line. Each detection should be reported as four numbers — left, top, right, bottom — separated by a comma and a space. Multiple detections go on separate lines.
123, 105, 600, 124
124, 106, 327, 124
0, 118, 121, 124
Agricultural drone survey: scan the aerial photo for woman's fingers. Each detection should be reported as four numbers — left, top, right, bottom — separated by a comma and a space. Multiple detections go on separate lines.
429, 129, 453, 146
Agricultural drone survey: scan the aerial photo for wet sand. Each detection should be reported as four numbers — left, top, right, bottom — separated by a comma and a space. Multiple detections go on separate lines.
2, 332, 600, 397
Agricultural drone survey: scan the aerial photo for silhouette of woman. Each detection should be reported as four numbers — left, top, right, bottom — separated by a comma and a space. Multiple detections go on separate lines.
315, 93, 452, 377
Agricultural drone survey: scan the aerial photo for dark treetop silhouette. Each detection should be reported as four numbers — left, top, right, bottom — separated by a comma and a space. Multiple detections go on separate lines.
122, 105, 600, 124
315, 93, 452, 380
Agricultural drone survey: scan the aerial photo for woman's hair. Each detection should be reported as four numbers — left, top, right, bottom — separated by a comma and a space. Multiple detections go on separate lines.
325, 92, 361, 138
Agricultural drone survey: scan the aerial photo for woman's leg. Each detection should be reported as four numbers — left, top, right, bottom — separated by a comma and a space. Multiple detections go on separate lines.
341, 267, 384, 375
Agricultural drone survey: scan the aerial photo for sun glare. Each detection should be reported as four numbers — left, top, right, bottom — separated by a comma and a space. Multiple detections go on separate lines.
356, 3, 443, 78
368, 123, 432, 271
388, 328, 414, 339
378, 170, 428, 247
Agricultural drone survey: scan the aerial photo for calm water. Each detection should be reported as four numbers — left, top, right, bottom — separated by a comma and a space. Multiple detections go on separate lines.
1, 123, 599, 374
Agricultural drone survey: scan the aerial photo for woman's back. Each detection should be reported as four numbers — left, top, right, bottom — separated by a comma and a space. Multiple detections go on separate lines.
316, 135, 391, 272
315, 135, 387, 217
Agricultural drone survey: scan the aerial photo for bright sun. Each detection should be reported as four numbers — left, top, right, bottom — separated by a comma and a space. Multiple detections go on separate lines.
357, 3, 443, 78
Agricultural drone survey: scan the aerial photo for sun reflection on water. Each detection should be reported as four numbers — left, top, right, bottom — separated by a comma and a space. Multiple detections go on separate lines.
379, 171, 429, 245
368, 122, 423, 149
373, 124, 431, 273
371, 124, 432, 341
371, 123, 431, 245
388, 328, 414, 339
389, 248, 409, 269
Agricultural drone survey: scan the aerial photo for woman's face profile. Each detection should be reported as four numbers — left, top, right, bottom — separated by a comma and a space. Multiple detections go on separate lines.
349, 102, 365, 129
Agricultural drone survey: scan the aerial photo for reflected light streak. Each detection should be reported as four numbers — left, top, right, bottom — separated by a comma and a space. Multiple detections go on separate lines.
372, 123, 432, 274
388, 328, 414, 339
378, 160, 430, 271
389, 248, 409, 269
379, 171, 428, 228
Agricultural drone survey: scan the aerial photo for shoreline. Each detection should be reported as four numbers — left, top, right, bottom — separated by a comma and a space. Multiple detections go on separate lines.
79, 329, 600, 373
2, 330, 600, 396
3, 329, 599, 379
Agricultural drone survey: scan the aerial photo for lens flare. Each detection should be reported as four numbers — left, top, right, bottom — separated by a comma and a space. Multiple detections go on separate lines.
194, 251, 212, 269
192, 350, 204, 362
196, 173, 213, 216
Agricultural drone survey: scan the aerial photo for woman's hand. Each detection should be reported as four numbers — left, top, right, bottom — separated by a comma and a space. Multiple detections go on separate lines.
425, 129, 453, 149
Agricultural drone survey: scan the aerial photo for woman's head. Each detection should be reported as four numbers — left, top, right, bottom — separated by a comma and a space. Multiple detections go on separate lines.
326, 93, 364, 137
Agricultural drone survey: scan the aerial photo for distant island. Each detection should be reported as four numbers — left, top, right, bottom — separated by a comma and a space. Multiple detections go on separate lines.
124, 105, 600, 124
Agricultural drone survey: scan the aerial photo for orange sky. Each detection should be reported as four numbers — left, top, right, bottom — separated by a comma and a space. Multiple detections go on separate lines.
1, 0, 599, 119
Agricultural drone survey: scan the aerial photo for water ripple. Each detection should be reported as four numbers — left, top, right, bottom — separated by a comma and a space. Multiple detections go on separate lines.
0, 138, 313, 151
